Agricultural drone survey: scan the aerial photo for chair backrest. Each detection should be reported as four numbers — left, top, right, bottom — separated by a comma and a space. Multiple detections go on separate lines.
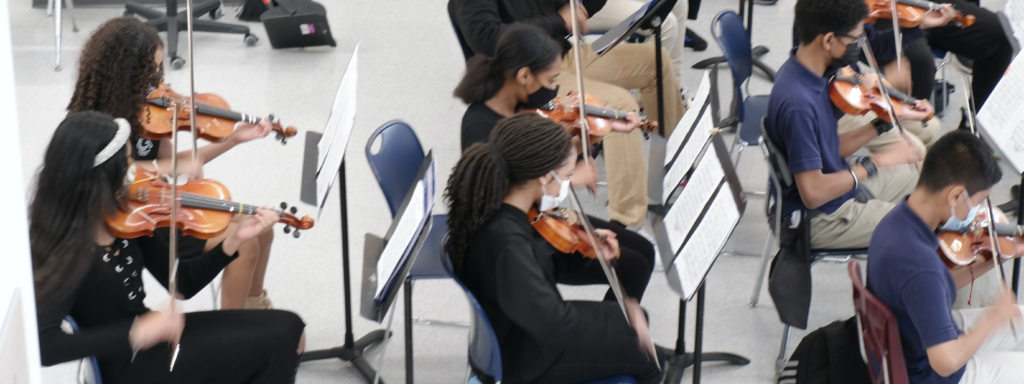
848, 261, 910, 384
441, 253, 503, 382
365, 120, 426, 218
65, 317, 103, 384
711, 10, 753, 119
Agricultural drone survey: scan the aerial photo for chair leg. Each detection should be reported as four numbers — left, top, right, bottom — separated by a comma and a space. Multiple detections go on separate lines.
775, 324, 792, 378
749, 233, 774, 306
125, 2, 166, 20
63, 0, 77, 32
47, 0, 53, 17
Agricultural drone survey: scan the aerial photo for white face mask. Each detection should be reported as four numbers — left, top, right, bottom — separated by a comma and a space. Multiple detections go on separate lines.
124, 162, 137, 187
539, 171, 570, 211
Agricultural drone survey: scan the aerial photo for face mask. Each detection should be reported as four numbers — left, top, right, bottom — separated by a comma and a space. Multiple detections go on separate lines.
940, 191, 980, 232
124, 162, 137, 187
522, 85, 559, 109
539, 171, 570, 211
830, 39, 861, 69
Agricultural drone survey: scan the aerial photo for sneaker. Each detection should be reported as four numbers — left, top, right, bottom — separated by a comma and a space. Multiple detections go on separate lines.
243, 289, 274, 310
685, 28, 708, 51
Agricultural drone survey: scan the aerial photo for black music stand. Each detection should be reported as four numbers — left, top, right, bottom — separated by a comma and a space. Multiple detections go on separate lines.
590, 0, 673, 135
125, 0, 256, 70
692, 0, 775, 81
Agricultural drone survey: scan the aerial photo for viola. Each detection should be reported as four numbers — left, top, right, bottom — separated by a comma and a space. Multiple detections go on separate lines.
866, 0, 975, 28
528, 91, 657, 143
527, 207, 619, 259
141, 83, 298, 144
106, 169, 314, 240
830, 66, 934, 124
937, 207, 1023, 269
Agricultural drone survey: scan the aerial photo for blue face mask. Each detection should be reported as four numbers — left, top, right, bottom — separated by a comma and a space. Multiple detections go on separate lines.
940, 192, 980, 232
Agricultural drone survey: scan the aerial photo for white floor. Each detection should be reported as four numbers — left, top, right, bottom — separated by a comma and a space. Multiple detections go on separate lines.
8, 0, 1019, 383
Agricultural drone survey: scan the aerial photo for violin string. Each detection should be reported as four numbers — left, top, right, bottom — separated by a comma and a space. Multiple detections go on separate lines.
890, 0, 903, 73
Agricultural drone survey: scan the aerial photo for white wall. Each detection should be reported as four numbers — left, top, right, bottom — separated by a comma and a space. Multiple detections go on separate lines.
0, 0, 43, 381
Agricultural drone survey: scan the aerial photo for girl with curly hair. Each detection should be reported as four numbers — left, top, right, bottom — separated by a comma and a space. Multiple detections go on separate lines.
68, 17, 277, 310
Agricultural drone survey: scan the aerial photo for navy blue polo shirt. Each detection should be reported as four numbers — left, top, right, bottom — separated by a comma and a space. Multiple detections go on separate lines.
764, 51, 858, 216
867, 199, 963, 384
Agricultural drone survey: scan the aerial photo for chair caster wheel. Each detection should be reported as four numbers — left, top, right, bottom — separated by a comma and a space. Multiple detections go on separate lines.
171, 57, 186, 70
244, 34, 259, 47
210, 6, 224, 20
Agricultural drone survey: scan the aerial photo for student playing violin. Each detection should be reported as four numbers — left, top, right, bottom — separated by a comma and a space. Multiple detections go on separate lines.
32, 111, 305, 384
445, 113, 662, 384
454, 25, 657, 303
67, 17, 276, 310
867, 130, 1024, 384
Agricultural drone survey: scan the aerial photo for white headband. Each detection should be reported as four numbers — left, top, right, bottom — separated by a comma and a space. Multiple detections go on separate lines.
93, 118, 131, 167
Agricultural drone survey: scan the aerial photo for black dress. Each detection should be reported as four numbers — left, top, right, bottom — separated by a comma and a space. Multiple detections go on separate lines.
36, 236, 305, 384
459, 204, 661, 384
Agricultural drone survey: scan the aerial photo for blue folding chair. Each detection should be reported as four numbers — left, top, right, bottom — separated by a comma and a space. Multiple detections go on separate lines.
711, 10, 771, 172
364, 120, 458, 382
64, 316, 103, 384
438, 254, 638, 384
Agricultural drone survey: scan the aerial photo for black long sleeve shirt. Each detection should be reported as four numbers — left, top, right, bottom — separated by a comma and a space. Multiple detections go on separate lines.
458, 204, 623, 383
36, 236, 237, 366
449, 0, 607, 58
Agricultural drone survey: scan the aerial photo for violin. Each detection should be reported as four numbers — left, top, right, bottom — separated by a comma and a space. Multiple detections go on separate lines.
141, 82, 298, 144
830, 66, 934, 124
528, 91, 657, 143
937, 207, 1023, 269
106, 169, 314, 240
528, 207, 619, 259
866, 0, 975, 28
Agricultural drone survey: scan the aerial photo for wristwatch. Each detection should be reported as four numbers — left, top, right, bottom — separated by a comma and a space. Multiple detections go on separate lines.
871, 117, 894, 136
858, 156, 878, 178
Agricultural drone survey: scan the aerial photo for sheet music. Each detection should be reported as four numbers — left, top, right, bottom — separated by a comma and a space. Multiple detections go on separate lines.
375, 181, 426, 299
663, 151, 724, 253
1005, 0, 1024, 41
670, 187, 740, 299
977, 51, 1024, 173
662, 112, 715, 202
664, 71, 711, 166
315, 44, 359, 218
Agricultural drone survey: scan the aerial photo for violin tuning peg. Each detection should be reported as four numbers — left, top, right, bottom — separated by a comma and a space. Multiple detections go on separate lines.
290, 206, 298, 214
293, 231, 300, 239
283, 226, 292, 234
280, 202, 288, 210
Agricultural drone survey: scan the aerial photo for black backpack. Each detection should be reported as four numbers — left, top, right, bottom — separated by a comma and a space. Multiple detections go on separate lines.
781, 317, 871, 384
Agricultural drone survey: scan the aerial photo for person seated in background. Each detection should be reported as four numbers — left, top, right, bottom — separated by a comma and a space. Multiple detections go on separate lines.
867, 130, 1024, 384
766, 0, 932, 250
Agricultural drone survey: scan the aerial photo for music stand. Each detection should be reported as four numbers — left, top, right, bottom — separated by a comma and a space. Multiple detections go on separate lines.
125, 0, 256, 70
590, 0, 673, 134
691, 0, 776, 81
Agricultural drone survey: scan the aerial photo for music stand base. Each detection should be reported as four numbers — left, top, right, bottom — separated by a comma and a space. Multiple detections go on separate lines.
692, 46, 775, 81
663, 352, 750, 384
300, 329, 390, 384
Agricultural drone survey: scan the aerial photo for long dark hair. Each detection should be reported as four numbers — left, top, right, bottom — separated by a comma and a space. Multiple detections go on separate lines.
452, 24, 562, 104
30, 112, 130, 310
444, 114, 573, 270
67, 17, 163, 136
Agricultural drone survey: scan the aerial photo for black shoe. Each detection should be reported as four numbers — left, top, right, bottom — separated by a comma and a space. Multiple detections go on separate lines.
956, 54, 974, 73
998, 185, 1020, 214
685, 28, 708, 51
754, 0, 778, 4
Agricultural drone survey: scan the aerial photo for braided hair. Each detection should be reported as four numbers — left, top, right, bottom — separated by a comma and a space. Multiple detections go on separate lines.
444, 113, 573, 271
452, 24, 562, 104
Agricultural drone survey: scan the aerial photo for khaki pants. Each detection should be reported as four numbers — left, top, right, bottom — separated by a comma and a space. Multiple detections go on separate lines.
836, 112, 941, 152
954, 305, 1024, 384
554, 77, 649, 226
808, 164, 919, 249
587, 0, 689, 78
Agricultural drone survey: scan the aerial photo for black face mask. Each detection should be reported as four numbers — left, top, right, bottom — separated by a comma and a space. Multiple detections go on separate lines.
830, 40, 861, 69
522, 85, 559, 109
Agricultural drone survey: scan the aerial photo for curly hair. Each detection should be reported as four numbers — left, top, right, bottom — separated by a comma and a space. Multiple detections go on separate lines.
794, 0, 868, 45
67, 17, 163, 136
443, 113, 573, 271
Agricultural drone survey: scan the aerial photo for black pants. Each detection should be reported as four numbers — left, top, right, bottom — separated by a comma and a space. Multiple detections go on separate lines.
558, 217, 656, 302
915, 0, 1013, 108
